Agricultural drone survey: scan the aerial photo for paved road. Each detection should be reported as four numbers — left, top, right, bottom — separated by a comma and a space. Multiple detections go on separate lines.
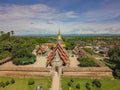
69, 57, 79, 67
51, 71, 60, 90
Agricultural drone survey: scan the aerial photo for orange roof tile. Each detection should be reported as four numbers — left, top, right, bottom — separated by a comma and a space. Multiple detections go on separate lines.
47, 42, 69, 65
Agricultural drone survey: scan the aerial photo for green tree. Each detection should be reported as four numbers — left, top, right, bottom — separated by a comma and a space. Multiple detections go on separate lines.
108, 46, 120, 68
11, 30, 14, 36
85, 82, 91, 90
108, 47, 120, 78
0, 31, 4, 35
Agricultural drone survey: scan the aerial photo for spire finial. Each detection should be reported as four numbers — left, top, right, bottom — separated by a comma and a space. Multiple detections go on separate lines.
58, 24, 60, 35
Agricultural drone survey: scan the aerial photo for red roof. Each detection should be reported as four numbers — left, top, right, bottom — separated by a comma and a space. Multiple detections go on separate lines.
47, 43, 69, 65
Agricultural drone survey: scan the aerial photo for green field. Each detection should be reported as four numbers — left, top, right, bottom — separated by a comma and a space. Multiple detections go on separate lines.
62, 77, 120, 90
0, 77, 51, 90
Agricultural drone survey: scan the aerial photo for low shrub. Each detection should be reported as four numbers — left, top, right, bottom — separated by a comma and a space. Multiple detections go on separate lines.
76, 83, 80, 89
85, 82, 91, 90
12, 58, 21, 65
68, 87, 73, 90
92, 79, 101, 88
0, 82, 6, 88
70, 79, 74, 83
68, 82, 72, 87
13, 58, 35, 65
5, 81, 10, 86
11, 78, 15, 84
28, 79, 35, 85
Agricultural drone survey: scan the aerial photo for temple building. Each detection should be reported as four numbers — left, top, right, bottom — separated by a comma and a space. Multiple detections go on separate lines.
47, 42, 69, 66
32, 45, 49, 56
46, 26, 69, 66
73, 46, 86, 58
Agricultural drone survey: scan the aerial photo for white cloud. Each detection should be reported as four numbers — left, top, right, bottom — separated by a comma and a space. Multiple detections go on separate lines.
0, 4, 78, 21
81, 9, 120, 21
60, 22, 120, 34
0, 4, 120, 35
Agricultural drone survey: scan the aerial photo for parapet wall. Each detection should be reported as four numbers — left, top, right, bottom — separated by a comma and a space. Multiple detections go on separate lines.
62, 67, 113, 78
0, 67, 52, 78
0, 66, 113, 78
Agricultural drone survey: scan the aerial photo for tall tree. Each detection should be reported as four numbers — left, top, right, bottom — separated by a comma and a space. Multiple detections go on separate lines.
0, 31, 4, 35
108, 46, 120, 64
11, 30, 14, 36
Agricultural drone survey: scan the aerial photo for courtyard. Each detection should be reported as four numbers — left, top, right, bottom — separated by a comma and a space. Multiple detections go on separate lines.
0, 56, 47, 68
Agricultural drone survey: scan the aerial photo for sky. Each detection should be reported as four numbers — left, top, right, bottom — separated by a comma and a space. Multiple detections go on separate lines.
0, 0, 120, 35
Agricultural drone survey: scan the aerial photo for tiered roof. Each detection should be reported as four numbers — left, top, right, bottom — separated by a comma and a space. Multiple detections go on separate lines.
73, 46, 86, 57
34, 45, 48, 55
73, 46, 79, 55
47, 42, 69, 65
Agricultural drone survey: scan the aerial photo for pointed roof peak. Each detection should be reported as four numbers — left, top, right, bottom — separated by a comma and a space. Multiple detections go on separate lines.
47, 42, 69, 65
58, 24, 60, 35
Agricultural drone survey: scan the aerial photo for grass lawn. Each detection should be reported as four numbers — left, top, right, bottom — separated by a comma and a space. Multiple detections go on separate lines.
0, 77, 51, 90
101, 60, 115, 68
62, 77, 120, 90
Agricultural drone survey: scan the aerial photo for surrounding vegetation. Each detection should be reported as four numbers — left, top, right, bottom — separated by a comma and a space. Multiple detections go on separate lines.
107, 46, 120, 79
62, 77, 120, 90
78, 57, 98, 67
0, 31, 120, 66
63, 36, 120, 50
83, 48, 93, 55
0, 31, 120, 89
0, 31, 52, 65
0, 78, 15, 88
0, 77, 51, 90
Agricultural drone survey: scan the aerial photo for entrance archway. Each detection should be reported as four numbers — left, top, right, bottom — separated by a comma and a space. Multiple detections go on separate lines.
55, 66, 59, 72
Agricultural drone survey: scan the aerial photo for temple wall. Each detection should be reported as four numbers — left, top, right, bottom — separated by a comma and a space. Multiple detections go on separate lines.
0, 67, 52, 78
0, 67, 113, 78
62, 67, 113, 78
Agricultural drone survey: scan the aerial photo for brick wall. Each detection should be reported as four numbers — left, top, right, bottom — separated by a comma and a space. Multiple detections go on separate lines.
62, 67, 113, 78
0, 67, 52, 78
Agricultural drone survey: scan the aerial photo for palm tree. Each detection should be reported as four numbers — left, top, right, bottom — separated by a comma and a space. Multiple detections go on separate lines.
0, 31, 4, 35
11, 30, 14, 36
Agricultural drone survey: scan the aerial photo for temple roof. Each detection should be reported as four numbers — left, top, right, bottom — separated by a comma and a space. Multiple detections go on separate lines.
47, 42, 69, 65
34, 45, 48, 54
